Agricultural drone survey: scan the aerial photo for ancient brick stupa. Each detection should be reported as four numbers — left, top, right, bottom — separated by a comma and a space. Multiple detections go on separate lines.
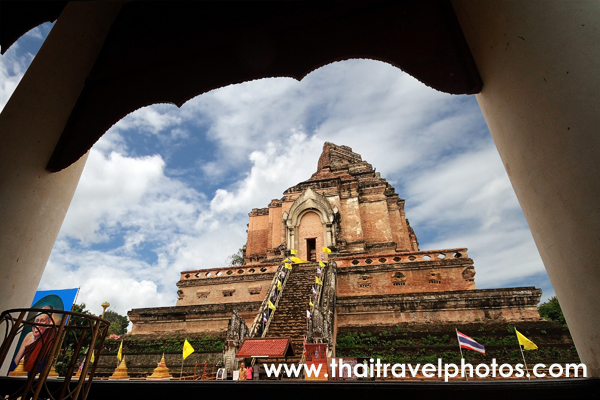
146, 354, 172, 380
128, 142, 542, 362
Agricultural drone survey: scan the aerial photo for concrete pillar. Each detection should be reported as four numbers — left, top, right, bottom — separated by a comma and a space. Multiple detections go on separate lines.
0, 3, 123, 314
452, 0, 600, 376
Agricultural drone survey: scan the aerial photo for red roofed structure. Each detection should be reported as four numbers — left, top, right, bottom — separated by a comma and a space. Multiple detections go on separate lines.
235, 338, 295, 359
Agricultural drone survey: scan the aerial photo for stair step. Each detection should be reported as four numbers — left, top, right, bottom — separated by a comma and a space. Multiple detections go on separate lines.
259, 264, 326, 341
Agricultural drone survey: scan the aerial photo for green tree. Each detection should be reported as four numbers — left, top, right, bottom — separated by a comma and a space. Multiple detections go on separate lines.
539, 296, 566, 326
104, 309, 129, 335
226, 247, 245, 266
55, 303, 94, 376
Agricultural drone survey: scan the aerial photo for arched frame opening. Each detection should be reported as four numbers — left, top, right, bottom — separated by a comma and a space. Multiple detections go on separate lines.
284, 188, 339, 256
0, 1, 598, 376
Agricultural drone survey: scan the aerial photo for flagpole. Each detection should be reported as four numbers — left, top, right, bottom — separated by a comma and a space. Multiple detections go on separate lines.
72, 287, 81, 310
181, 356, 184, 378
456, 329, 467, 381
516, 332, 531, 380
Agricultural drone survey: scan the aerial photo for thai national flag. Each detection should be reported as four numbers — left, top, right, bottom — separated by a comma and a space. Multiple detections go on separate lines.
263, 313, 267, 323
457, 331, 485, 354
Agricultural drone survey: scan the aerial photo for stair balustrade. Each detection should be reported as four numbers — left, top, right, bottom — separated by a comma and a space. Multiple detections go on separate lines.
308, 260, 337, 357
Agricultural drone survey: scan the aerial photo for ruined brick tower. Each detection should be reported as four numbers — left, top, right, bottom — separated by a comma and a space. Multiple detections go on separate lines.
129, 143, 541, 342
245, 142, 420, 264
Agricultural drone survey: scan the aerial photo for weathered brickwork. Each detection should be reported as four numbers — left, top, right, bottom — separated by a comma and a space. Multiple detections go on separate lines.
128, 142, 542, 337
246, 209, 269, 259
337, 288, 542, 327
175, 264, 278, 306
128, 302, 261, 335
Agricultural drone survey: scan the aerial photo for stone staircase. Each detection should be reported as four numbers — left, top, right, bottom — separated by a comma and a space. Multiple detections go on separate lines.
267, 263, 318, 359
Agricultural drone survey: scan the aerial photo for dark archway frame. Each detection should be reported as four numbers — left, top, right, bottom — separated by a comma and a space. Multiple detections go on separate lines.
1, 0, 482, 172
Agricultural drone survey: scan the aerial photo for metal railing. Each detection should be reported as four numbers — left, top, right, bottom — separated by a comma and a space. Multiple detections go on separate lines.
0, 308, 110, 400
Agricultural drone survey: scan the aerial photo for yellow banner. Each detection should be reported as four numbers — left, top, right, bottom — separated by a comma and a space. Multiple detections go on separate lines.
268, 300, 276, 310
322, 247, 331, 253
316, 277, 323, 285
290, 256, 308, 264
291, 249, 298, 255
117, 340, 123, 361
516, 329, 538, 350
277, 280, 282, 291
319, 261, 325, 267
285, 263, 292, 270
183, 339, 195, 359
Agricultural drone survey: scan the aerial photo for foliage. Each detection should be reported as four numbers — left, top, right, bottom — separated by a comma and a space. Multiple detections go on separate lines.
54, 353, 71, 377
539, 296, 567, 326
335, 326, 580, 365
103, 309, 129, 336
63, 303, 94, 351
226, 247, 245, 266
55, 303, 94, 376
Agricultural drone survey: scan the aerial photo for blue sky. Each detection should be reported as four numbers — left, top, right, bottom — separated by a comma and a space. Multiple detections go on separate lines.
1, 23, 555, 317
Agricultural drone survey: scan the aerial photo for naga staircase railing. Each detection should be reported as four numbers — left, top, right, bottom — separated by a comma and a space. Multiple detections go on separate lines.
248, 260, 292, 338
246, 259, 296, 368
223, 260, 293, 372
307, 259, 337, 357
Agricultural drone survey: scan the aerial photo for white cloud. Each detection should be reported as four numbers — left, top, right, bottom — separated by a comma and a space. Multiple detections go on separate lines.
112, 105, 183, 135
0, 43, 34, 111
210, 132, 322, 215
0, 23, 53, 112
404, 143, 546, 289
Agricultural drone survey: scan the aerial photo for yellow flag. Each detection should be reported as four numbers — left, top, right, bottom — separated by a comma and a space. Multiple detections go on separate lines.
290, 256, 308, 264
117, 340, 123, 361
316, 277, 323, 285
183, 339, 195, 359
322, 247, 331, 253
309, 299, 313, 307
268, 300, 276, 310
284, 263, 292, 270
277, 280, 282, 291
319, 261, 325, 267
291, 249, 298, 255
90, 350, 95, 363
515, 329, 538, 350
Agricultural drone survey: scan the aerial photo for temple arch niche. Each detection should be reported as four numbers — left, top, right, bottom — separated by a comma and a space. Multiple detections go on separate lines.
283, 188, 338, 257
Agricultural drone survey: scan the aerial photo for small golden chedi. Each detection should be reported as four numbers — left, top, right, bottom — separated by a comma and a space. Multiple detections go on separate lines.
147, 354, 172, 380
109, 358, 130, 380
